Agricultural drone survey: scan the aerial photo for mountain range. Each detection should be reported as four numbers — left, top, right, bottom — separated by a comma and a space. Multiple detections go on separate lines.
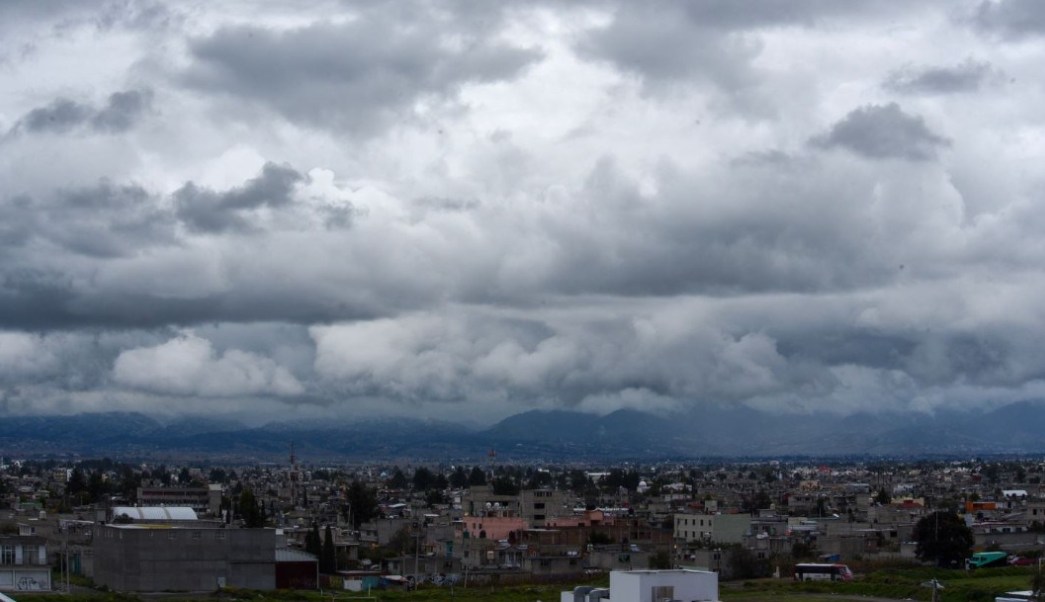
2, 402, 1045, 462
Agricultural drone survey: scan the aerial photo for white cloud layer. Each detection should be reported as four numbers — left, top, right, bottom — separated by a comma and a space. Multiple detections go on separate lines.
113, 332, 303, 397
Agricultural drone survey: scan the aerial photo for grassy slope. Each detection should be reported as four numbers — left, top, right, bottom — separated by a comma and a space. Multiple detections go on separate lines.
20, 566, 1042, 602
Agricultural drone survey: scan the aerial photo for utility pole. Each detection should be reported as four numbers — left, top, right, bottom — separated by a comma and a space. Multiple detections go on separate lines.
414, 518, 421, 588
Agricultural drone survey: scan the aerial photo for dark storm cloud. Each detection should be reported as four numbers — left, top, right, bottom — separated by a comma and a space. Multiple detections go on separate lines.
175, 162, 303, 233
974, 0, 1045, 37
0, 162, 381, 330
0, 270, 384, 331
91, 89, 153, 132
576, 1, 926, 97
811, 103, 950, 161
182, 13, 541, 133
578, 3, 760, 94
18, 99, 93, 134
11, 89, 152, 136
0, 180, 173, 258
479, 155, 899, 301
884, 59, 997, 94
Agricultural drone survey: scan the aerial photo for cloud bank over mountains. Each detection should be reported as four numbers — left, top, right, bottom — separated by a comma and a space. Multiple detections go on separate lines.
2, 0, 1045, 425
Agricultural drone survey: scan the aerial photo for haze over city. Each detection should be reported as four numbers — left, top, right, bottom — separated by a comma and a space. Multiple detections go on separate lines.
3, 0, 1045, 431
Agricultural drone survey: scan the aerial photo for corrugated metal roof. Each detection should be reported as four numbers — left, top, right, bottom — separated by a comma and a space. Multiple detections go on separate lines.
276, 547, 318, 563
111, 506, 198, 521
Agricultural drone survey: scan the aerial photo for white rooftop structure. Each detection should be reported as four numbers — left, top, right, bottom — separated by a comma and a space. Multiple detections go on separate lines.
562, 569, 719, 602
111, 506, 198, 521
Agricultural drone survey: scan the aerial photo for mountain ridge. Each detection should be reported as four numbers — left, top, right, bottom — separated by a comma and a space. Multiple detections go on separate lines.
2, 402, 1044, 460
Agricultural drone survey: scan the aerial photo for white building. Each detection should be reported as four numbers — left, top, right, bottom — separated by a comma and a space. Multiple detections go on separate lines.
561, 569, 719, 602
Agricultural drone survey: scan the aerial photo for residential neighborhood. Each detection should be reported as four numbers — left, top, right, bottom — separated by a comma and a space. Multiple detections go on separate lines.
4, 452, 1045, 594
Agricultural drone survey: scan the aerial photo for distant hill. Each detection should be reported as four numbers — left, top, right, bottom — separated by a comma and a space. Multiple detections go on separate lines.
3, 402, 1045, 460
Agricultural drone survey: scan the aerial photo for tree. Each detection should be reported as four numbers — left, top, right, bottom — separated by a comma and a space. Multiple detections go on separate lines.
491, 475, 519, 496
388, 526, 412, 556
791, 541, 815, 560
305, 524, 321, 558
728, 545, 771, 579
321, 525, 336, 574
239, 488, 265, 528
468, 466, 486, 487
449, 466, 469, 489
208, 468, 228, 483
346, 481, 379, 529
434, 473, 449, 490
913, 511, 974, 567
388, 468, 409, 490
67, 468, 87, 503
412, 467, 434, 492
87, 471, 108, 503
874, 487, 891, 505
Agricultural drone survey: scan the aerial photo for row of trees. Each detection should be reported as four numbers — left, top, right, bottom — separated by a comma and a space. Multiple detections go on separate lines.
304, 524, 338, 573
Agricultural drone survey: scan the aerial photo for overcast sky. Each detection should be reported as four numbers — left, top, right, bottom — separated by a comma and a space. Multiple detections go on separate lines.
2, 0, 1045, 426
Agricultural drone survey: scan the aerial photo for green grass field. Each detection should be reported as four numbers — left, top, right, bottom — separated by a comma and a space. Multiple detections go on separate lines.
19, 566, 1043, 602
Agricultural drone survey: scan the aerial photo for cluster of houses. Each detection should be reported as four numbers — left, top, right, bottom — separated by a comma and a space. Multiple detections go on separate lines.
3, 456, 1045, 593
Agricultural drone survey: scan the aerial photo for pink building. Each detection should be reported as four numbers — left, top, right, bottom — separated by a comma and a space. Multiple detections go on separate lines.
547, 509, 610, 528
459, 516, 528, 541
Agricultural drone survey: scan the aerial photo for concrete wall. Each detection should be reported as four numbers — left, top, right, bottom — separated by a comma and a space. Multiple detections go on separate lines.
0, 567, 51, 591
93, 526, 276, 591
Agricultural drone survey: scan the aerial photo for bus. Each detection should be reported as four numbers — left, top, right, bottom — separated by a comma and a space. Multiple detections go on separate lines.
794, 563, 854, 581
967, 551, 1008, 569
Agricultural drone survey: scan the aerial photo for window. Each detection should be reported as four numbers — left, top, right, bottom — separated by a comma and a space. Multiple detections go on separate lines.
534, 503, 545, 510
24, 546, 38, 565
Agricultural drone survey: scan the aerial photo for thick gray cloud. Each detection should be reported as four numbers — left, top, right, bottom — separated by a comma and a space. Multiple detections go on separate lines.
182, 12, 541, 134
175, 162, 304, 233
17, 99, 93, 134
974, 0, 1045, 37
884, 59, 999, 94
577, 3, 761, 98
10, 89, 152, 136
576, 0, 936, 102
812, 103, 951, 161
91, 89, 153, 132
0, 180, 172, 258
2, 0, 1045, 425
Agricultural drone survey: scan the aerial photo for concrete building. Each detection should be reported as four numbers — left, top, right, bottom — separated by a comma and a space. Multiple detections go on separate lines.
137, 486, 221, 516
674, 513, 751, 544
561, 569, 719, 602
93, 525, 277, 591
520, 489, 571, 526
110, 506, 199, 522
459, 515, 527, 541
0, 530, 50, 592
